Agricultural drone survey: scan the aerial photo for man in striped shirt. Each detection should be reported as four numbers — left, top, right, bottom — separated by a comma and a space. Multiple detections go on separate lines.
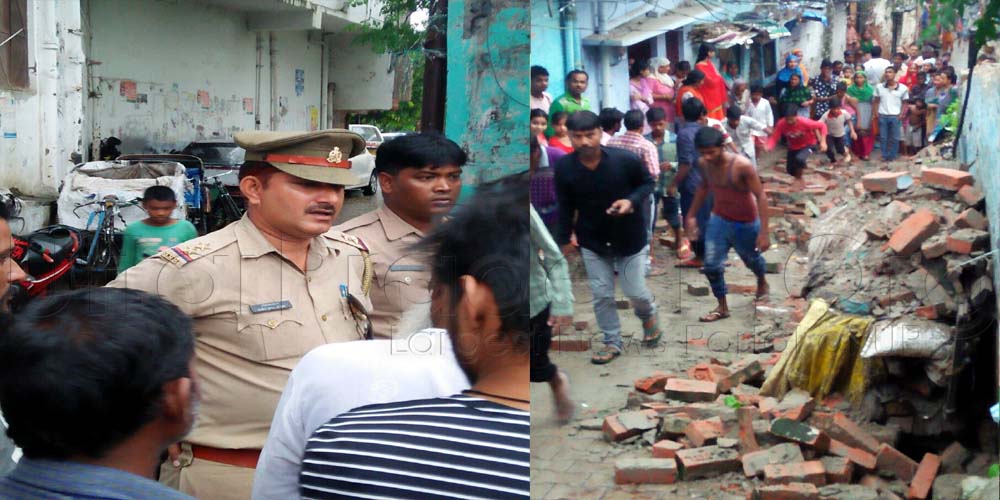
608, 110, 662, 275
298, 175, 530, 500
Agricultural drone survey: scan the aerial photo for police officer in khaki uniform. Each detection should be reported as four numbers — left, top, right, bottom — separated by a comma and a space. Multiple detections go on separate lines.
334, 133, 466, 338
109, 130, 374, 500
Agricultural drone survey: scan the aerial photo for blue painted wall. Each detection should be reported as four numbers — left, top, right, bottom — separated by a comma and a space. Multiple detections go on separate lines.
957, 63, 1000, 375
445, 0, 530, 201
530, 0, 566, 100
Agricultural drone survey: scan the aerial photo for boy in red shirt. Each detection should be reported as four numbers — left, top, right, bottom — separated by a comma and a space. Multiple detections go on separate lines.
764, 104, 828, 182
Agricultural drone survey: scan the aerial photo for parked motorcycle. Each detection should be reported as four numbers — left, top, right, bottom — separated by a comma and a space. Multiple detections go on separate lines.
8, 225, 82, 311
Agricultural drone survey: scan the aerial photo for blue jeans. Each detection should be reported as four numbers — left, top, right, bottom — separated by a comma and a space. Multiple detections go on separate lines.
661, 194, 681, 229
878, 116, 901, 161
580, 247, 657, 350
679, 187, 713, 259
704, 214, 768, 298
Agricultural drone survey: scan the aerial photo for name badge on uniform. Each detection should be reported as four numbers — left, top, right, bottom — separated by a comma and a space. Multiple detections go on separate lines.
249, 300, 293, 314
389, 264, 426, 272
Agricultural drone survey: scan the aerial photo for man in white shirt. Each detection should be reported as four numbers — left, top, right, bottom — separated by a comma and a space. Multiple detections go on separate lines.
531, 65, 553, 113
725, 105, 772, 170
745, 85, 773, 159
863, 46, 892, 86
873, 66, 909, 162
251, 327, 469, 499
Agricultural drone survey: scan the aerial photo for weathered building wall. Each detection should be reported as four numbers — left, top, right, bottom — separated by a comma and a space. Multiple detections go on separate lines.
445, 0, 528, 194
956, 62, 1000, 373
327, 33, 395, 112
829, 4, 848, 63
779, 20, 826, 76
529, 0, 565, 101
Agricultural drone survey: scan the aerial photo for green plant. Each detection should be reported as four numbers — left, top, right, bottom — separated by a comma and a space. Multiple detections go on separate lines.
352, 59, 425, 131
925, 0, 1000, 46
347, 0, 444, 57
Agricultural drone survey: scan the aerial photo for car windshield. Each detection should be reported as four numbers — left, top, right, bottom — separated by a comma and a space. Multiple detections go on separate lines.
183, 144, 246, 165
351, 127, 380, 142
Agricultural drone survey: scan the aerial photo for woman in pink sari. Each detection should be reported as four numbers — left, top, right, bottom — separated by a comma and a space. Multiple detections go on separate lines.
629, 60, 654, 134
647, 57, 676, 131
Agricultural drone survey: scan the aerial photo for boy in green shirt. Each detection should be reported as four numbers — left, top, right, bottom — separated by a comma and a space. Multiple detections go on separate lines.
118, 186, 198, 273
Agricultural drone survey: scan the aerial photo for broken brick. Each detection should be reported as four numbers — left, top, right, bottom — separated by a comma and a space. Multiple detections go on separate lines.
920, 235, 949, 259
550, 336, 591, 352
729, 284, 758, 295
877, 290, 917, 308
634, 371, 673, 394
687, 283, 710, 296
875, 443, 919, 481
939, 441, 971, 473
664, 378, 718, 403
888, 210, 940, 256
921, 167, 973, 190
675, 445, 741, 479
658, 413, 694, 438
955, 208, 988, 231
906, 453, 940, 500
755, 482, 820, 500
827, 413, 881, 455
684, 416, 724, 447
763, 460, 827, 486
722, 357, 765, 391
573, 320, 588, 331
602, 411, 657, 442
820, 456, 854, 484
770, 418, 830, 451
956, 185, 985, 206
769, 389, 816, 422
614, 458, 678, 484
742, 442, 804, 477
946, 228, 990, 254
737, 407, 760, 453
861, 171, 913, 192
652, 439, 685, 459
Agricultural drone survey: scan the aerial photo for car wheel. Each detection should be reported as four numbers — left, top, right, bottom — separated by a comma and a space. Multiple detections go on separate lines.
362, 172, 377, 196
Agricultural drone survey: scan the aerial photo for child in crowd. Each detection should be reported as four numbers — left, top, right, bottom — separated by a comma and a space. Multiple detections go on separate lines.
531, 108, 548, 147
745, 84, 774, 161
548, 111, 574, 153
903, 97, 928, 157
118, 186, 198, 273
819, 98, 857, 164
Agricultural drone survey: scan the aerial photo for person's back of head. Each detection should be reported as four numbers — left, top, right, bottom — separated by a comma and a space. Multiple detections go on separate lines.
684, 68, 706, 86
417, 174, 529, 380
726, 105, 742, 122
682, 97, 707, 123
0, 288, 197, 462
676, 61, 691, 73
871, 46, 883, 59
598, 108, 624, 133
622, 110, 644, 132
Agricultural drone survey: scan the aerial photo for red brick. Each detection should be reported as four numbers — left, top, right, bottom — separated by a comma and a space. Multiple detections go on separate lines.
921, 236, 949, 259
550, 336, 591, 352
769, 389, 815, 422
921, 167, 973, 190
769, 418, 830, 451
722, 358, 765, 391
685, 416, 724, 447
763, 460, 827, 486
878, 290, 917, 308
675, 446, 741, 479
946, 228, 990, 254
862, 171, 912, 192
737, 407, 760, 453
957, 185, 985, 206
687, 363, 732, 392
875, 443, 919, 481
955, 208, 988, 231
634, 371, 674, 394
742, 443, 804, 477
939, 441, 971, 473
664, 378, 718, 402
614, 458, 678, 484
729, 283, 758, 295
828, 438, 877, 469
652, 439, 685, 459
659, 413, 694, 437
888, 210, 940, 256
826, 413, 881, 454
820, 456, 853, 483
906, 453, 940, 500
755, 483, 820, 500
603, 415, 638, 442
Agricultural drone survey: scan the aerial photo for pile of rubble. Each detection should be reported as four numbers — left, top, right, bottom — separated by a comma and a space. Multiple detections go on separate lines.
589, 356, 998, 499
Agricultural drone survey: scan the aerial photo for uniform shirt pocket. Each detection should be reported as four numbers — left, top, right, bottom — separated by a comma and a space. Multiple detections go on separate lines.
236, 313, 319, 362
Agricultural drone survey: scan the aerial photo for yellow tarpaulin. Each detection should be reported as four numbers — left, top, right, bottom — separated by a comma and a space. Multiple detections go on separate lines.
760, 299, 878, 405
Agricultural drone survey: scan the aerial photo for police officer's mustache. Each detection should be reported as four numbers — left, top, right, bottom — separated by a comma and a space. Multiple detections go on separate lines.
307, 204, 337, 215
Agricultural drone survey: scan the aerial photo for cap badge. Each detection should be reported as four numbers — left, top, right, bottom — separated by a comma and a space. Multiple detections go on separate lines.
327, 147, 343, 164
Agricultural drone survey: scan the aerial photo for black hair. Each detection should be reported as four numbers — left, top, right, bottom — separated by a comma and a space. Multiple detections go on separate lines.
143, 185, 177, 203
676, 61, 691, 72
893, 52, 906, 60
374, 132, 467, 175
833, 60, 844, 67
684, 68, 705, 86
530, 108, 548, 121
0, 199, 10, 221
629, 61, 650, 79
550, 111, 569, 127
0, 288, 195, 459
844, 50, 853, 58
871, 46, 883, 58
697, 43, 715, 63
912, 97, 927, 108
694, 126, 725, 148
566, 69, 588, 82
530, 65, 549, 79
622, 110, 645, 131
938, 70, 957, 84
681, 97, 707, 122
726, 105, 742, 121
566, 110, 601, 132
830, 98, 842, 108
750, 84, 764, 94
417, 174, 529, 349
598, 108, 624, 132
821, 59, 833, 69
646, 107, 666, 123
783, 103, 800, 118
836, 82, 848, 92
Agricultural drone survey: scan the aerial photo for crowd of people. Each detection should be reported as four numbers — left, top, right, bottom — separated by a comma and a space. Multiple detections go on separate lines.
0, 131, 531, 499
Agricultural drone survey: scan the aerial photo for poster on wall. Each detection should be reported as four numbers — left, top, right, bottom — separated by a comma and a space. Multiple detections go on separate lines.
309, 106, 319, 131
243, 97, 254, 114
198, 90, 210, 109
295, 69, 305, 96
120, 80, 138, 102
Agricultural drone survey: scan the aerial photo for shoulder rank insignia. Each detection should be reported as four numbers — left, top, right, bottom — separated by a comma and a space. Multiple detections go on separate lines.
324, 231, 373, 296
156, 240, 216, 267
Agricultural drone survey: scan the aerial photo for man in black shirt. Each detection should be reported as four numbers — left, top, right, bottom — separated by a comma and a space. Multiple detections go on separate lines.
554, 111, 659, 364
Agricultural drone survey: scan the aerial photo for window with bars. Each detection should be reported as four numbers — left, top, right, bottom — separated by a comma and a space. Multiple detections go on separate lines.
0, 0, 28, 90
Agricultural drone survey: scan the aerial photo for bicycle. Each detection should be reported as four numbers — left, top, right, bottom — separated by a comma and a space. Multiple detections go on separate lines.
203, 170, 245, 233
72, 194, 142, 286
